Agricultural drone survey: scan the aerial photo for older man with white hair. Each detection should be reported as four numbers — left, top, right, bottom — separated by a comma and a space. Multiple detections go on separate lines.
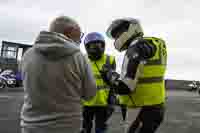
20, 16, 97, 133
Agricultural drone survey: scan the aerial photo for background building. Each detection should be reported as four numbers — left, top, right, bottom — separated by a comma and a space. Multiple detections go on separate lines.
0, 41, 32, 72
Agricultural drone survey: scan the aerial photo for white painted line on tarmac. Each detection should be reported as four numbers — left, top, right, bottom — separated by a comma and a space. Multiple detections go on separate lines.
0, 118, 10, 121
0, 95, 13, 99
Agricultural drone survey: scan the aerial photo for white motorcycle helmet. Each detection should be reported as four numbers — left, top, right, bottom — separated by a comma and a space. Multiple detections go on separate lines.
106, 18, 144, 52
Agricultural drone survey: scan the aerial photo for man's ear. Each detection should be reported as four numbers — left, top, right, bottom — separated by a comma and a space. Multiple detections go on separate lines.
63, 28, 72, 38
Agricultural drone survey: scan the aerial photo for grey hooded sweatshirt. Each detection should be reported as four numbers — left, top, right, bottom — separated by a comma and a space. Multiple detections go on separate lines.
20, 31, 97, 133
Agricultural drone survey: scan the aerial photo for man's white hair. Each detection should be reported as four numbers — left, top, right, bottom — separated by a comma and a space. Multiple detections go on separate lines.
49, 16, 80, 34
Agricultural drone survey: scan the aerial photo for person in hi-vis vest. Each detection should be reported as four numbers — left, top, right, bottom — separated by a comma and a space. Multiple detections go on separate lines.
103, 18, 167, 133
81, 32, 116, 133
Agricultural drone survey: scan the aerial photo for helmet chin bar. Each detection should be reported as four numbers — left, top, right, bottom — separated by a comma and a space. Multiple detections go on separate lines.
86, 46, 105, 60
88, 53, 102, 60
114, 24, 143, 52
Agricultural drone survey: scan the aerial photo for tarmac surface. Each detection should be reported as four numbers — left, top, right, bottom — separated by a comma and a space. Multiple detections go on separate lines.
0, 88, 200, 133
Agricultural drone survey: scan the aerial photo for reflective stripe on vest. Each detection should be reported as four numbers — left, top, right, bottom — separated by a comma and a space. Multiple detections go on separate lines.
94, 74, 102, 79
138, 76, 163, 84
97, 85, 109, 90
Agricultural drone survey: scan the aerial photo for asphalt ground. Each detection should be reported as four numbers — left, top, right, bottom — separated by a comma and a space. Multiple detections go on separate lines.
0, 89, 200, 133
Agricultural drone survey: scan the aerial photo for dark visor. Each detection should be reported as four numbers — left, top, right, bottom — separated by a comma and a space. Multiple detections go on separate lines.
111, 21, 130, 39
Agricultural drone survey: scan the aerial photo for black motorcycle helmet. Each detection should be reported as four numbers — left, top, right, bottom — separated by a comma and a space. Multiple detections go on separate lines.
84, 32, 105, 60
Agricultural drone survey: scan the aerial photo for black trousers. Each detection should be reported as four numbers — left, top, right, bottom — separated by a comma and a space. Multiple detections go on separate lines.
128, 104, 165, 133
81, 106, 113, 133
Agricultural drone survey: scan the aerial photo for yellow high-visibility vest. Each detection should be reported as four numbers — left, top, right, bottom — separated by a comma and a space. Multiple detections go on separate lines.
119, 37, 167, 107
82, 55, 115, 106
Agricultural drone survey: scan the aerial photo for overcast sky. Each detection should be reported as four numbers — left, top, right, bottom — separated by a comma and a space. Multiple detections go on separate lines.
0, 0, 200, 81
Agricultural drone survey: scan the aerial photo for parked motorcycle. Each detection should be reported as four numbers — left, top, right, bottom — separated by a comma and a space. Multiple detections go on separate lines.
188, 81, 200, 95
0, 69, 17, 89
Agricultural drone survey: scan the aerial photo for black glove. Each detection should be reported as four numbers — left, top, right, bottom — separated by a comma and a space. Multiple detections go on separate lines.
99, 64, 113, 85
100, 66, 120, 86
113, 80, 131, 95
134, 39, 156, 59
99, 67, 111, 85
107, 90, 117, 105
